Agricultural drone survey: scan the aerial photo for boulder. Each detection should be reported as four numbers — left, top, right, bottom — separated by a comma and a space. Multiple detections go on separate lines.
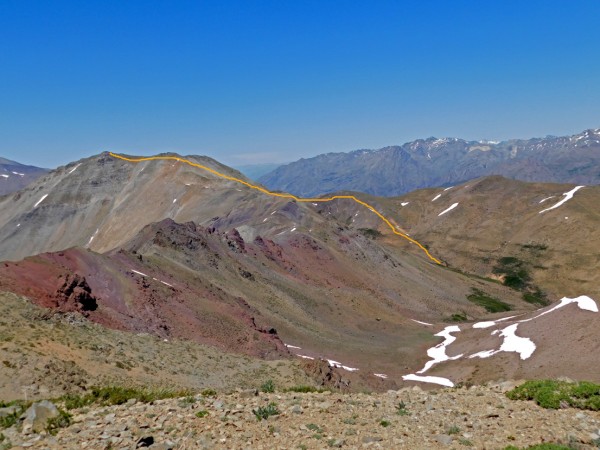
22, 400, 59, 434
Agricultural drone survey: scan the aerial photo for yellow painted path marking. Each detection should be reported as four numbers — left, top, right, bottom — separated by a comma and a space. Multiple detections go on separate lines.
109, 152, 442, 265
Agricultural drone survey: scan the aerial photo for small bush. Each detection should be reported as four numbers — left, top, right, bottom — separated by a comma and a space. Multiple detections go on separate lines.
252, 403, 280, 421
467, 288, 512, 313
0, 411, 19, 430
58, 386, 191, 409
493, 257, 531, 290
306, 423, 322, 432
522, 289, 549, 306
201, 389, 217, 397
447, 425, 460, 435
507, 380, 600, 410
46, 409, 72, 435
447, 312, 468, 322
395, 401, 410, 416
285, 386, 326, 393
195, 410, 209, 418
261, 380, 275, 393
379, 419, 391, 427
358, 228, 382, 239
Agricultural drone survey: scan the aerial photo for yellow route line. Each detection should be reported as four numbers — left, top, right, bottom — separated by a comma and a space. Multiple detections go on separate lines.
109, 152, 442, 265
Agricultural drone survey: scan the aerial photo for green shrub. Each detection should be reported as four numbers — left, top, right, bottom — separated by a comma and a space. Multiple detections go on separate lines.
358, 228, 382, 239
201, 389, 217, 397
395, 401, 410, 416
507, 380, 600, 410
306, 423, 322, 432
447, 425, 460, 435
467, 288, 512, 313
285, 386, 326, 393
493, 257, 531, 290
195, 410, 209, 418
522, 289, 549, 306
261, 380, 275, 393
379, 419, 390, 427
46, 409, 72, 435
58, 386, 191, 409
447, 312, 468, 322
252, 402, 280, 421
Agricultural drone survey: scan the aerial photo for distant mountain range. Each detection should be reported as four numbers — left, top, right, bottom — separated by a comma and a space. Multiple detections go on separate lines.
259, 128, 600, 197
0, 157, 48, 195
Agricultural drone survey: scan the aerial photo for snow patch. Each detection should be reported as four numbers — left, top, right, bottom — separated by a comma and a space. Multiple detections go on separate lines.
296, 354, 314, 360
12, 171, 25, 176
86, 228, 99, 247
284, 344, 301, 350
417, 325, 463, 373
401, 202, 409, 207
326, 359, 359, 372
470, 323, 536, 360
438, 203, 459, 216
432, 193, 442, 202
173, 199, 177, 203
539, 186, 585, 214
160, 280, 174, 287
34, 194, 48, 208
67, 164, 81, 174
472, 315, 518, 329
131, 269, 148, 277
16, 223, 20, 228
402, 374, 454, 387
290, 227, 296, 232
374, 373, 388, 379
443, 186, 453, 191
521, 295, 598, 322
0, 174, 8, 178
539, 196, 555, 204
411, 319, 432, 326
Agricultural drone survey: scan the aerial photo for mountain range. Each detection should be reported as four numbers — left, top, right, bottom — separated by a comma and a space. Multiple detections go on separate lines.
0, 157, 48, 195
0, 149, 598, 399
259, 128, 600, 197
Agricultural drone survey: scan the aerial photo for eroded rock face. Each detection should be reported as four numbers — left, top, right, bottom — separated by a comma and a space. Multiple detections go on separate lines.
302, 359, 351, 391
55, 274, 98, 313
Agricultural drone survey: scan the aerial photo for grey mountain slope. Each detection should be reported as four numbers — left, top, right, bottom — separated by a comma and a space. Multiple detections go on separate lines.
0, 157, 48, 196
0, 152, 267, 261
259, 128, 600, 197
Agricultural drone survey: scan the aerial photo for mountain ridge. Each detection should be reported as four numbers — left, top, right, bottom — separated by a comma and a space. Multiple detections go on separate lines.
259, 127, 600, 197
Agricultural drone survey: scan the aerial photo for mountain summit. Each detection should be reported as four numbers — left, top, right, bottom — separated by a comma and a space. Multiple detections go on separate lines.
259, 128, 600, 197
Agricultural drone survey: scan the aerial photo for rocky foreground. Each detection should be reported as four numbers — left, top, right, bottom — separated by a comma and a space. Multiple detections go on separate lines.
3, 382, 600, 450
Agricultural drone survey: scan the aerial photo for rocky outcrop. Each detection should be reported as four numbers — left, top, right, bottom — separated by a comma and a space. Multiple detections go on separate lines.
21, 400, 59, 434
55, 274, 98, 314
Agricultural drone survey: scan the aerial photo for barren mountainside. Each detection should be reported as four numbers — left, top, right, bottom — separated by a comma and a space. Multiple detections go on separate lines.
0, 151, 598, 399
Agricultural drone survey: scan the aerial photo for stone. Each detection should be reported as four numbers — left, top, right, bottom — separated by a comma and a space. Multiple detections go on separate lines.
290, 405, 303, 414
435, 434, 453, 445
149, 443, 174, 450
22, 400, 60, 434
0, 405, 19, 418
137, 436, 155, 447
239, 389, 258, 398
362, 436, 383, 443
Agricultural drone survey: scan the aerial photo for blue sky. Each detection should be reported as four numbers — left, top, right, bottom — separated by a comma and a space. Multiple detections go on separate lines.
1, 1, 599, 168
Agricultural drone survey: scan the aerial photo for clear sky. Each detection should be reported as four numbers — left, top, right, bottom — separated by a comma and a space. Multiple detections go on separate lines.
1, 1, 600, 168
